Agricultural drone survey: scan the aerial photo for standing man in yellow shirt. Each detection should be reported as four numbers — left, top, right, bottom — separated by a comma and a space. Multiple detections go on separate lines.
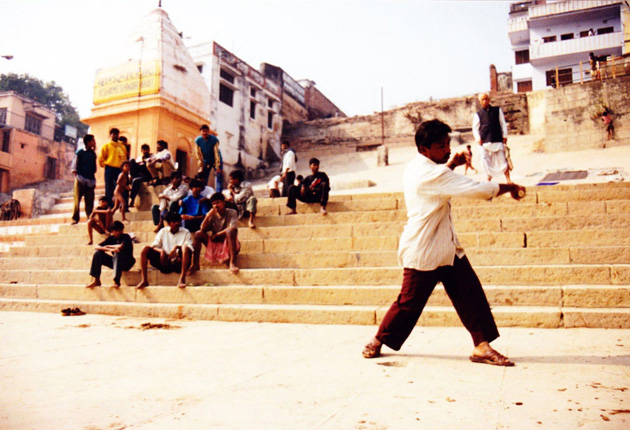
99, 128, 128, 208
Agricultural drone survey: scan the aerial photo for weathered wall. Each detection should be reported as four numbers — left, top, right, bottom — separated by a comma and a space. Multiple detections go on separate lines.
528, 75, 630, 152
304, 83, 347, 120
284, 93, 528, 150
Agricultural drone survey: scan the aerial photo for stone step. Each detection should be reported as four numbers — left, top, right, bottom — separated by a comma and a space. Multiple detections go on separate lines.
2, 283, 628, 309
0, 264, 628, 286
1, 297, 628, 328
3, 246, 630, 270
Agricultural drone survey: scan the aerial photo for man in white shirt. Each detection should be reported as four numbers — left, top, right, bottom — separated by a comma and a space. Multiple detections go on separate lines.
151, 171, 189, 232
280, 140, 297, 197
136, 211, 193, 289
147, 140, 176, 185
362, 119, 526, 367
472, 93, 511, 183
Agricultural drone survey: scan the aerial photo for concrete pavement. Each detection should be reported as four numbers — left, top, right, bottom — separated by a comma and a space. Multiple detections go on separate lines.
1, 311, 628, 429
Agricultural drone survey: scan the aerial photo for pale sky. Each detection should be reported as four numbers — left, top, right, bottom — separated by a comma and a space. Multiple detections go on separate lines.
0, 0, 512, 119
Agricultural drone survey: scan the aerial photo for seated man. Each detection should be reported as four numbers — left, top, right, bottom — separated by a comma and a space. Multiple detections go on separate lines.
86, 221, 135, 288
129, 143, 153, 207
267, 174, 281, 198
136, 211, 193, 289
86, 196, 112, 245
179, 179, 209, 233
189, 192, 240, 275
226, 169, 257, 229
286, 158, 330, 215
147, 140, 176, 185
151, 171, 189, 232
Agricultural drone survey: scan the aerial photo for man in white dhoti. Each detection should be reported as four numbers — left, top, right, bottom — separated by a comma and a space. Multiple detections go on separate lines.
472, 93, 512, 183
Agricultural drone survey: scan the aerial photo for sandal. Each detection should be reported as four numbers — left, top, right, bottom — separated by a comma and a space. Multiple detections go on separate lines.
469, 350, 514, 367
362, 339, 382, 359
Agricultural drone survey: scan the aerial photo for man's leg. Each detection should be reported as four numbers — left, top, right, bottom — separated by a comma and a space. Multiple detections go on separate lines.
87, 250, 113, 288
286, 185, 299, 213
136, 246, 153, 289
71, 179, 82, 224
281, 171, 295, 197
189, 230, 209, 274
104, 166, 119, 208
441, 256, 512, 366
246, 196, 257, 228
364, 268, 440, 357
85, 186, 95, 219
178, 247, 192, 288
226, 227, 239, 274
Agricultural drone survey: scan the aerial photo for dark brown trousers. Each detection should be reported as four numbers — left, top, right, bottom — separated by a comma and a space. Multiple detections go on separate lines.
376, 256, 499, 350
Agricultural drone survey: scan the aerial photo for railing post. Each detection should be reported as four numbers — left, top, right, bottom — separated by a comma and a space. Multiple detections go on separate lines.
555, 66, 559, 87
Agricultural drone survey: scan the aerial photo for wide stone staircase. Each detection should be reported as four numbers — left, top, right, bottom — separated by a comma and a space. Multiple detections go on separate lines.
1, 182, 629, 328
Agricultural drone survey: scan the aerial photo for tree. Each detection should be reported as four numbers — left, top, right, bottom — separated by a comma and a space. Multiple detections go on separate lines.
0, 73, 87, 137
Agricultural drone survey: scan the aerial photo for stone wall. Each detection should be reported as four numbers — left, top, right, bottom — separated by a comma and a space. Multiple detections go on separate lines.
528, 75, 630, 152
283, 93, 528, 151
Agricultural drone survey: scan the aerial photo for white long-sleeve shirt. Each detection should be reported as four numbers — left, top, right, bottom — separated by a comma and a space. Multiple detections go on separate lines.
472, 107, 508, 143
398, 153, 500, 271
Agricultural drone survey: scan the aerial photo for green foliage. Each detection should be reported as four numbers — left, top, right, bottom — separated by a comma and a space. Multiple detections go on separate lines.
0, 73, 87, 136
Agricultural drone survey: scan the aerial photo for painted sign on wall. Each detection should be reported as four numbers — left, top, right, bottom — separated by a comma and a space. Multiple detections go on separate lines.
93, 60, 161, 104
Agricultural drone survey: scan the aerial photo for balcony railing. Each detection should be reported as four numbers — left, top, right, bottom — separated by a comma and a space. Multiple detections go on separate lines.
528, 0, 621, 19
530, 31, 623, 61
508, 15, 528, 33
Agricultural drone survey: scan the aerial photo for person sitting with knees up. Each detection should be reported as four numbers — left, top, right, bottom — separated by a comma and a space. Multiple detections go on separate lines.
86, 221, 135, 289
136, 211, 193, 289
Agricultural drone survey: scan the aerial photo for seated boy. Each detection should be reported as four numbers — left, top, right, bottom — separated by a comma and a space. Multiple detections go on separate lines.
189, 192, 240, 275
136, 212, 193, 289
286, 158, 330, 215
87, 196, 112, 245
179, 179, 209, 233
151, 171, 189, 232
226, 169, 257, 228
86, 221, 135, 288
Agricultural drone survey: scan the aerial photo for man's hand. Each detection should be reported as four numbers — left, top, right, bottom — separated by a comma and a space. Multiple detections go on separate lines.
499, 183, 526, 201
503, 137, 508, 144
181, 214, 192, 220
478, 139, 484, 145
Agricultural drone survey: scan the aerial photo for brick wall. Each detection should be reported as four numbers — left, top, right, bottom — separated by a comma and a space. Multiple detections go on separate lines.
528, 75, 630, 152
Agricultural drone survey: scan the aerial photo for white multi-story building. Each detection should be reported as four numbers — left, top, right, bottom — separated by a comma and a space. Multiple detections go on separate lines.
509, 0, 629, 92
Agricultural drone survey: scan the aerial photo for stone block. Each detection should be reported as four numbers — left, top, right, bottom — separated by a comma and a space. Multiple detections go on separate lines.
563, 286, 630, 308
570, 247, 630, 264
12, 188, 36, 218
563, 308, 630, 329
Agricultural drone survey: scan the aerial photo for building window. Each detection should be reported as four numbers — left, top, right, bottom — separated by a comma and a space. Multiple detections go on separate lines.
1, 129, 10, 153
220, 69, 235, 84
579, 30, 590, 37
0, 108, 6, 125
561, 33, 574, 40
175, 149, 187, 174
45, 157, 57, 180
542, 36, 557, 43
25, 114, 42, 135
250, 88, 257, 98
267, 98, 275, 109
515, 50, 530, 65
267, 111, 274, 129
219, 83, 234, 107
597, 27, 614, 35
546, 68, 573, 87
517, 81, 532, 93
250, 100, 256, 119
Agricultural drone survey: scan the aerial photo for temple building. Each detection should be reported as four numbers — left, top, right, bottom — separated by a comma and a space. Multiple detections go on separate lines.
82, 7, 210, 178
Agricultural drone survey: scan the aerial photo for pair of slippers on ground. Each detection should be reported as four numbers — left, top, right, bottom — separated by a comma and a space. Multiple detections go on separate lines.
61, 307, 85, 316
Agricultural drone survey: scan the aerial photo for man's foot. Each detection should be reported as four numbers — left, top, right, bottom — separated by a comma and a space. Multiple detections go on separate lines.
85, 279, 101, 288
320, 207, 328, 216
71, 220, 79, 225
187, 265, 200, 276
286, 209, 297, 215
86, 241, 93, 246
362, 338, 382, 359
111, 281, 121, 288
136, 280, 149, 289
470, 342, 514, 367
177, 280, 187, 288
229, 263, 239, 274
248, 220, 256, 229
153, 226, 160, 233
